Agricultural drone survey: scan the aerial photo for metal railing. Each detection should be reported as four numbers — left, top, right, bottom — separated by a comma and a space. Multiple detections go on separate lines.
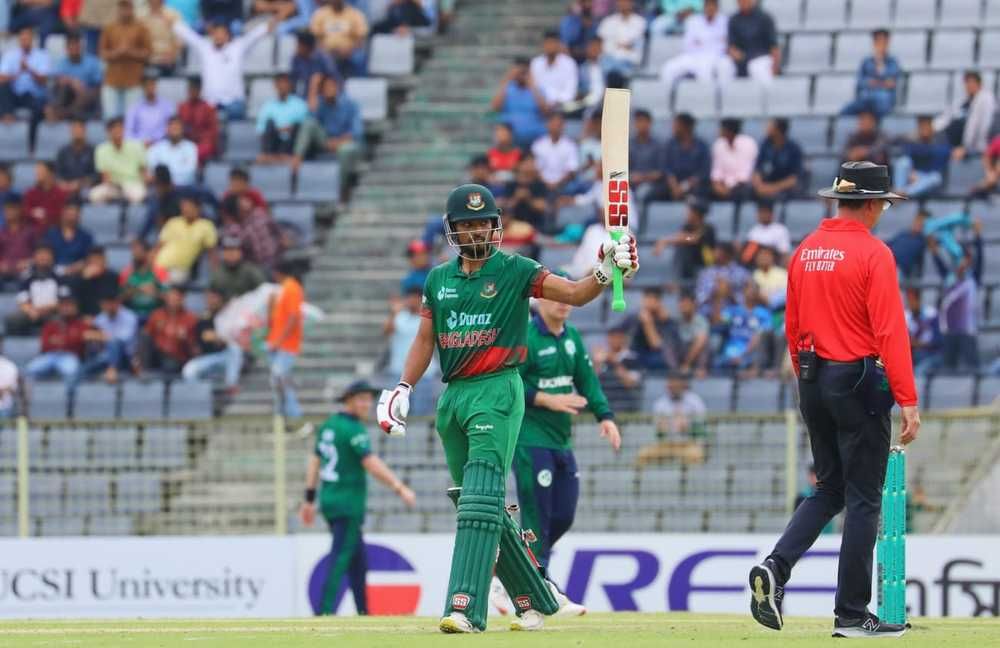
1, 408, 997, 537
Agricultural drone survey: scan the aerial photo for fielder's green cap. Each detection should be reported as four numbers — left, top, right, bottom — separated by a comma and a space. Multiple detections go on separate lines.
445, 183, 501, 222
337, 379, 379, 402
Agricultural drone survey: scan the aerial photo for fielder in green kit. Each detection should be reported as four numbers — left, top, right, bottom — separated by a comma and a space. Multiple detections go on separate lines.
299, 380, 416, 615
377, 184, 639, 634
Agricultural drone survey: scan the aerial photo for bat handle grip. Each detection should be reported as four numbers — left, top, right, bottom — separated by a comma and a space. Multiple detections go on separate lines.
610, 229, 626, 312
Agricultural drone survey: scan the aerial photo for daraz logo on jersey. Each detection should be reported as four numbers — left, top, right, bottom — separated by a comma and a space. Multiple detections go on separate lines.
446, 310, 493, 330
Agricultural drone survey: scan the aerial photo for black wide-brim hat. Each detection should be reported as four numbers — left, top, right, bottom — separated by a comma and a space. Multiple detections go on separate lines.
817, 161, 907, 201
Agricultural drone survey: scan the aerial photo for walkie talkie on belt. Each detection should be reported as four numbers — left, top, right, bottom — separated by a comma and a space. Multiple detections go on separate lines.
797, 333, 818, 383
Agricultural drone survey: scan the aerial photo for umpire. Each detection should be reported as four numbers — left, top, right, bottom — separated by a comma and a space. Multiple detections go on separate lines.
748, 162, 920, 638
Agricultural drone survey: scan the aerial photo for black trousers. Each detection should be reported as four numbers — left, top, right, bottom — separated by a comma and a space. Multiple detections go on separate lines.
770, 360, 891, 620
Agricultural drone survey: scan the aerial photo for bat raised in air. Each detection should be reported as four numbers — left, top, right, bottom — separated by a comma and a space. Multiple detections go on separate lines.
601, 88, 631, 313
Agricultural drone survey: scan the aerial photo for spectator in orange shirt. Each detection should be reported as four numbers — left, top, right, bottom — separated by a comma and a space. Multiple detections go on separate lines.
138, 283, 197, 376
266, 258, 304, 418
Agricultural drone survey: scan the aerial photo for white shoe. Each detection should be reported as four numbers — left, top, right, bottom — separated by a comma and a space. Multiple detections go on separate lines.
510, 609, 544, 631
439, 612, 477, 634
490, 577, 512, 615
549, 580, 587, 616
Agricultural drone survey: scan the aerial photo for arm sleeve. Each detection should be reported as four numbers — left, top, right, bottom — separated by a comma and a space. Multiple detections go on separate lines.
573, 330, 614, 421
865, 245, 917, 406
172, 19, 203, 49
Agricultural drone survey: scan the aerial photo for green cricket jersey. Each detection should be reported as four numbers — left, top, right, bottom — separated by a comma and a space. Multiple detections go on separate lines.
314, 412, 372, 518
422, 250, 549, 382
518, 315, 614, 450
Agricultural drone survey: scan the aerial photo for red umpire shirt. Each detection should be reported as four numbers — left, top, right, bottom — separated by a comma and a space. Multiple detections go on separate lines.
786, 218, 918, 406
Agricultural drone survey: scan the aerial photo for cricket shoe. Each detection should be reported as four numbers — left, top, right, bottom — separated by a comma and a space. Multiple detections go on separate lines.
490, 577, 512, 615
749, 559, 784, 631
548, 580, 587, 616
510, 609, 545, 631
439, 612, 478, 634
832, 613, 908, 638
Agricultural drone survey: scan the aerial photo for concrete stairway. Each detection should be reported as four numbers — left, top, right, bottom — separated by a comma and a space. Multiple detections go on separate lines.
225, 0, 566, 416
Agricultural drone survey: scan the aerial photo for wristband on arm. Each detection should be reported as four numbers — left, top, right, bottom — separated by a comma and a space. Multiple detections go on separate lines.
304, 488, 316, 503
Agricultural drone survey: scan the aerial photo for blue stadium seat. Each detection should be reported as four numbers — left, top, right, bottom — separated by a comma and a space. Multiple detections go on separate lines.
0, 426, 15, 469
250, 164, 293, 201
735, 379, 782, 413
929, 30, 976, 71
785, 33, 832, 74
834, 32, 871, 72
42, 428, 89, 469
29, 473, 64, 515
124, 204, 146, 238
876, 200, 920, 237
693, 118, 720, 144
115, 471, 162, 514
768, 0, 802, 29
976, 376, 999, 406
276, 33, 297, 69
184, 290, 206, 315
988, 3, 1000, 26
81, 204, 123, 245
203, 162, 232, 197
28, 381, 69, 421
641, 376, 666, 412
766, 76, 811, 117
812, 75, 856, 115
120, 381, 166, 421
538, 246, 575, 273
631, 78, 670, 121
44, 34, 66, 60
10, 161, 35, 192
741, 118, 768, 142
243, 35, 276, 75
33, 121, 70, 160
644, 35, 683, 75
4, 336, 39, 367
66, 473, 113, 514
89, 515, 135, 536
224, 122, 259, 162
73, 383, 118, 420
0, 122, 29, 162
891, 30, 929, 70
105, 245, 131, 273
90, 426, 139, 468
782, 200, 828, 240
894, 0, 938, 28
806, 156, 841, 193
573, 296, 605, 331
939, 0, 984, 28
691, 377, 733, 412
847, 0, 891, 30
39, 516, 85, 536
789, 116, 832, 155
368, 34, 415, 75
276, 203, 316, 245
293, 161, 339, 202
803, 0, 847, 31
720, 79, 766, 118
157, 77, 188, 106
247, 77, 277, 118
556, 204, 594, 229
0, 474, 14, 517
167, 381, 213, 419
927, 375, 977, 409
345, 77, 389, 121
637, 244, 675, 280
881, 115, 917, 139
674, 80, 718, 118
831, 115, 859, 151
946, 159, 981, 195
85, 120, 105, 144
141, 426, 189, 468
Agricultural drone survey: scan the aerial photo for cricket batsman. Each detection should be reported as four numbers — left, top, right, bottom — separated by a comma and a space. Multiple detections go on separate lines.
300, 380, 417, 615
377, 184, 638, 633
492, 281, 621, 617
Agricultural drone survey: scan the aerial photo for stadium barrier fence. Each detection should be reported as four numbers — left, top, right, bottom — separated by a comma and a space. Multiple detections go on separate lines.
1, 408, 997, 537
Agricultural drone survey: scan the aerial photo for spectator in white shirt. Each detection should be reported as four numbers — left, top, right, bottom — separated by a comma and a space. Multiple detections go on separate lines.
743, 200, 791, 259
564, 36, 605, 115
530, 30, 579, 112
652, 374, 707, 438
596, 0, 647, 78
531, 113, 580, 193
659, 0, 728, 92
173, 16, 278, 120
0, 343, 19, 419
710, 118, 758, 202
146, 116, 199, 187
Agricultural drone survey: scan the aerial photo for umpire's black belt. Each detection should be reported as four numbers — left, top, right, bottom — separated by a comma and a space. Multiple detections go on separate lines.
817, 357, 868, 368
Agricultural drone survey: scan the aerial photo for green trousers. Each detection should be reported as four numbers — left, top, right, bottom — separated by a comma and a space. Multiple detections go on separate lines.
436, 369, 525, 482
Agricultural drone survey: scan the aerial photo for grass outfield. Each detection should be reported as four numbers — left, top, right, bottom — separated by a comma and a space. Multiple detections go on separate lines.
1, 614, 1000, 647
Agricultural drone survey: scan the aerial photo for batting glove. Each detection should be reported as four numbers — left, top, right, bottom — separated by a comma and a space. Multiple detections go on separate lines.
377, 382, 411, 437
594, 233, 639, 284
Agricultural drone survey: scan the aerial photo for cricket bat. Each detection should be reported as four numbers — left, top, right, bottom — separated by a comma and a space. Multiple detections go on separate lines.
601, 88, 631, 313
